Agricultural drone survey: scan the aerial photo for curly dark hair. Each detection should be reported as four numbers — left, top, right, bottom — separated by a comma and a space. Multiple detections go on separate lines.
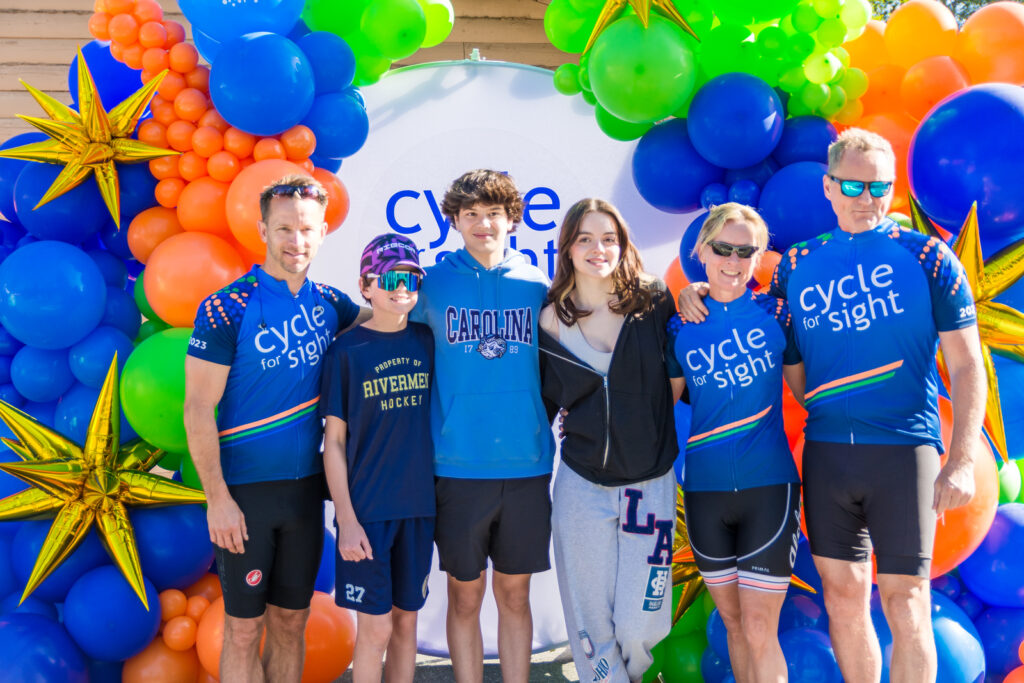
441, 169, 524, 228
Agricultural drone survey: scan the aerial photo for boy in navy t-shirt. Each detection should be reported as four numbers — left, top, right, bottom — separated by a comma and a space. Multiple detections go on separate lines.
320, 233, 434, 683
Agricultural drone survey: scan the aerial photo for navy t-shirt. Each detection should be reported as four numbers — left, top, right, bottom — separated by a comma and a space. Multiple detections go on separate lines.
319, 322, 435, 523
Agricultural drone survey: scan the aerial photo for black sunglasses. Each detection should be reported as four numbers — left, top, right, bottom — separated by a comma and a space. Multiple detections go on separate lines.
829, 175, 893, 198
267, 184, 326, 201
708, 241, 759, 259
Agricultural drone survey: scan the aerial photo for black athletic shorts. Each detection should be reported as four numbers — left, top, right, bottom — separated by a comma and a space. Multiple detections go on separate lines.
216, 474, 325, 618
802, 441, 940, 577
685, 482, 801, 593
434, 474, 552, 582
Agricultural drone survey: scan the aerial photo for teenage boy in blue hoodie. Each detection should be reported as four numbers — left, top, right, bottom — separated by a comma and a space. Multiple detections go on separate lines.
412, 169, 554, 683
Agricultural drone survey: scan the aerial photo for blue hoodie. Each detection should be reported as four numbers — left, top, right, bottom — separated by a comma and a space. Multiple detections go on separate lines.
412, 247, 554, 479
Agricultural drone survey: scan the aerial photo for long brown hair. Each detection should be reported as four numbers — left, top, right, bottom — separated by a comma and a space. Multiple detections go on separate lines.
548, 198, 653, 325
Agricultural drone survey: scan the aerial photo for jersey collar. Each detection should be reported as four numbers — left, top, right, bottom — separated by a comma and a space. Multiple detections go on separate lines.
252, 265, 312, 299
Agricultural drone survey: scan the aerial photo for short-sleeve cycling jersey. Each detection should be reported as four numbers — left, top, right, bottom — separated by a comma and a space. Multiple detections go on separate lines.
770, 219, 976, 450
187, 266, 360, 485
667, 291, 801, 492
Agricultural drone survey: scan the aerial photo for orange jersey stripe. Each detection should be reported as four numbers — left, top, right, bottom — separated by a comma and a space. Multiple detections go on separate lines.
218, 396, 321, 437
804, 360, 904, 401
688, 405, 772, 444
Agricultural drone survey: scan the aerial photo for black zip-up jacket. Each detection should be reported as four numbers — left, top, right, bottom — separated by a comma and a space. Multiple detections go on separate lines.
539, 280, 681, 487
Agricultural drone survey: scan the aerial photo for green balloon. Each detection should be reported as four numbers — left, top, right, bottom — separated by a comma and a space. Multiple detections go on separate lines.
304, 0, 370, 36
700, 23, 755, 79
792, 2, 823, 33
581, 89, 597, 106
578, 59, 592, 92
752, 56, 785, 86
361, 0, 427, 60
779, 15, 797, 35
553, 63, 582, 95
594, 104, 653, 141
679, 0, 715, 38
887, 212, 912, 228
804, 50, 841, 84
1017, 459, 1024, 503
812, 0, 840, 18
800, 81, 830, 109
787, 96, 813, 117
120, 327, 191, 454
180, 451, 203, 492
779, 64, 807, 92
717, 0, 800, 22
839, 0, 871, 30
999, 458, 1023, 503
833, 45, 850, 68
349, 32, 392, 86
136, 318, 170, 343
589, 15, 697, 124
819, 84, 847, 117
158, 451, 183, 471
713, 3, 754, 26
544, 0, 597, 54
133, 270, 162, 324
817, 17, 846, 48
787, 32, 817, 62
417, 0, 453, 48
671, 600, 710, 638
660, 632, 706, 682
757, 26, 789, 59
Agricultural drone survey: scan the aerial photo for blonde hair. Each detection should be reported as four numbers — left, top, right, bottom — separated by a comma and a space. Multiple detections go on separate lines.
827, 128, 896, 174
692, 202, 769, 261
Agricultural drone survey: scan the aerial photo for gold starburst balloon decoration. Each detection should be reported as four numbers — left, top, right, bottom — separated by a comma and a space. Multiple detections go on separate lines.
910, 197, 1024, 462
0, 356, 205, 609
0, 49, 177, 227
583, 0, 699, 54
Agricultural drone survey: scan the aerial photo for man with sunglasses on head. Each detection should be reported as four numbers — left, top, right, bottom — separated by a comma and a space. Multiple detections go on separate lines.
679, 129, 986, 683
184, 174, 369, 683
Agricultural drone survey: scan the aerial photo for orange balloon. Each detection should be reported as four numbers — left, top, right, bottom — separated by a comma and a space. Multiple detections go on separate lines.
196, 670, 218, 683
149, 156, 180, 180
138, 21, 168, 49
662, 256, 689, 303
129, 206, 183, 263
141, 46, 170, 73
163, 615, 199, 651
298, 159, 315, 174
195, 596, 225, 679
857, 112, 916, 212
1007, 667, 1024, 683
107, 13, 139, 44
133, 0, 164, 24
150, 96, 178, 127
312, 167, 349, 234
302, 592, 357, 683
900, 56, 971, 121
843, 19, 888, 72
198, 109, 230, 133
884, 0, 958, 70
956, 1, 1024, 84
178, 177, 230, 235
1020, 637, 1024, 665
223, 128, 256, 159
860, 64, 906, 117
121, 43, 145, 70
137, 120, 167, 149
163, 20, 186, 48
155, 177, 186, 209
192, 126, 224, 158
159, 589, 188, 622
228, 236, 266, 269
280, 125, 317, 160
185, 66, 211, 92
157, 70, 187, 100
173, 88, 208, 123
88, 12, 111, 41
185, 595, 212, 623
781, 382, 807, 452
169, 42, 200, 74
122, 637, 200, 683
166, 120, 197, 152
753, 249, 781, 290
226, 159, 305, 254
253, 138, 287, 161
178, 151, 208, 182
105, 0, 133, 14
185, 573, 223, 603
145, 233, 247, 327
208, 151, 241, 183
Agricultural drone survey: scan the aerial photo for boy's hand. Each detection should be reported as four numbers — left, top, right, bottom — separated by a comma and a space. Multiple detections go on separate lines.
337, 520, 374, 562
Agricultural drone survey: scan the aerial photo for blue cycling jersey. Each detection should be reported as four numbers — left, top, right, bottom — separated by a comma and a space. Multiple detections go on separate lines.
187, 266, 360, 485
668, 291, 801, 492
770, 219, 976, 450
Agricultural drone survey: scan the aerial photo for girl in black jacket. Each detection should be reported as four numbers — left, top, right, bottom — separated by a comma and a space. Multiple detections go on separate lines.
539, 198, 684, 683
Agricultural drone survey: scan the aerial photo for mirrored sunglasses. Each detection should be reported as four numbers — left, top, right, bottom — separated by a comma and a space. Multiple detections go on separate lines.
375, 270, 421, 292
829, 175, 893, 198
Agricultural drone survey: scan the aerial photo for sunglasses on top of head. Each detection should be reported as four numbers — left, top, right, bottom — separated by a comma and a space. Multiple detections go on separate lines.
707, 241, 759, 259
267, 184, 326, 201
829, 175, 894, 198
373, 270, 421, 292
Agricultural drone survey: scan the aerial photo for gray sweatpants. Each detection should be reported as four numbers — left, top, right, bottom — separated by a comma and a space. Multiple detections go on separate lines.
552, 464, 677, 683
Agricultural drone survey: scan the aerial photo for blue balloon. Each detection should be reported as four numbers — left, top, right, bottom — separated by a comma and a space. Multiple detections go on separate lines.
69, 41, 143, 113
11, 522, 109, 604
100, 286, 141, 339
772, 116, 837, 168
910, 84, 1024, 243
67, 326, 133, 389
85, 658, 123, 683
21, 400, 57, 429
0, 218, 25, 247
701, 646, 732, 683
973, 606, 1024, 679
114, 163, 158, 226
688, 73, 785, 170
87, 250, 128, 288
0, 535, 15, 600
54, 383, 101, 445
0, 592, 58, 620
99, 219, 134, 260
179, 0, 305, 43
63, 565, 160, 661
955, 589, 986, 621
210, 32, 315, 136
0, 241, 107, 349
726, 157, 779, 193
14, 164, 108, 243
315, 523, 336, 593
931, 573, 962, 601
701, 183, 729, 209
297, 32, 356, 94
0, 613, 87, 683
0, 133, 48, 224
633, 119, 724, 214
302, 91, 370, 159
10, 346, 74, 403
309, 153, 342, 173
728, 180, 761, 206
0, 384, 24, 410
992, 353, 1024, 458
0, 355, 10, 385
679, 211, 709, 283
286, 17, 311, 41
130, 505, 214, 592
193, 28, 223, 64
15, 234, 36, 249
0, 449, 26, 501
0, 326, 22, 356
779, 628, 841, 683
959, 503, 1024, 607
778, 594, 827, 634
930, 591, 985, 683
706, 608, 730, 660
758, 161, 834, 252
343, 85, 365, 109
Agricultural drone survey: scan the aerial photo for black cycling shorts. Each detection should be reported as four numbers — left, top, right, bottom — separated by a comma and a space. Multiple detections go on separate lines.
685, 482, 800, 593
434, 474, 552, 582
216, 474, 325, 618
802, 441, 939, 577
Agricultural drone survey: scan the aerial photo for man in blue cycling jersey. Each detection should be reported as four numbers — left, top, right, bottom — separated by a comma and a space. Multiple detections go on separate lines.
680, 129, 986, 683
184, 174, 368, 683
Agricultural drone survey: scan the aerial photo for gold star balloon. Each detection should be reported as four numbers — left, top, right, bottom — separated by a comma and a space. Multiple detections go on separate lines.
0, 49, 177, 227
0, 356, 205, 609
910, 196, 1024, 461
582, 0, 699, 54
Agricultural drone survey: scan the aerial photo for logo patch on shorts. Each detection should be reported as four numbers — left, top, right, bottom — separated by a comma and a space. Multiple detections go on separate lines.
245, 569, 263, 587
642, 566, 669, 612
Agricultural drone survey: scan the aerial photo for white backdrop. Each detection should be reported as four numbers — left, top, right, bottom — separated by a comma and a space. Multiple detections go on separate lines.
311, 60, 686, 656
